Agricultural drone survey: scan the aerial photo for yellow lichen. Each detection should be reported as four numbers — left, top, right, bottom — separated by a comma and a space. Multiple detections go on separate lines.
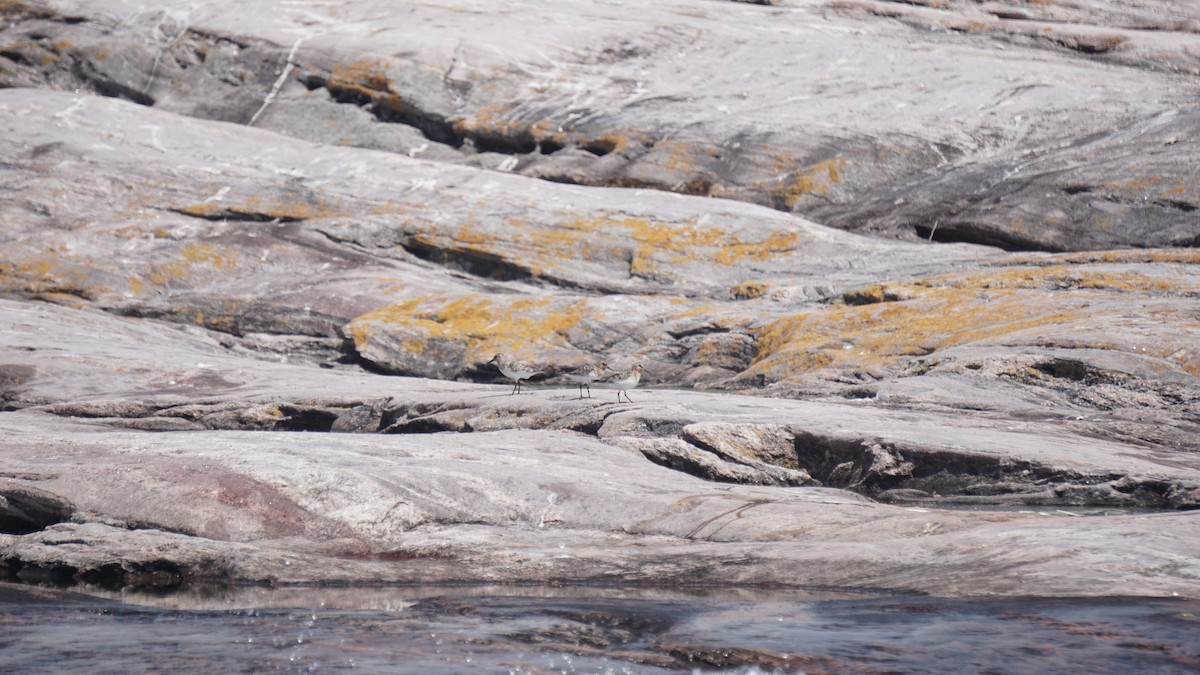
176, 197, 335, 221
747, 256, 1199, 382
937, 265, 1190, 295
749, 287, 1084, 378
771, 158, 845, 208
456, 102, 522, 136
136, 244, 242, 291
0, 255, 93, 298
1084, 176, 1199, 206
518, 215, 800, 276
662, 140, 701, 173
349, 294, 593, 362
328, 59, 393, 95
667, 303, 718, 321
731, 280, 768, 300
588, 132, 636, 154
713, 231, 798, 265
1007, 249, 1200, 267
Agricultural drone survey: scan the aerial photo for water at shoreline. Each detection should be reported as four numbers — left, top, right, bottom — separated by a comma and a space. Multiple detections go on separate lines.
2, 582, 1197, 673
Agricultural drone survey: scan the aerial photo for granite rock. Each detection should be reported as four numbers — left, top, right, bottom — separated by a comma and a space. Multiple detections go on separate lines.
1, 0, 1198, 601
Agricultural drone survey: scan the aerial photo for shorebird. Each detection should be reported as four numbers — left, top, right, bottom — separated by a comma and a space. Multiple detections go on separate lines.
487, 353, 544, 395
563, 362, 608, 399
595, 363, 646, 403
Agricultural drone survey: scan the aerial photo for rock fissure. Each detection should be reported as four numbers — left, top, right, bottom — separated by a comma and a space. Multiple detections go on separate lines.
26, 392, 1198, 510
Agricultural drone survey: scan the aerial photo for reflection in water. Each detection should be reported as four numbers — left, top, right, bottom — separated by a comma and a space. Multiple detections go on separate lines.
1, 582, 1197, 673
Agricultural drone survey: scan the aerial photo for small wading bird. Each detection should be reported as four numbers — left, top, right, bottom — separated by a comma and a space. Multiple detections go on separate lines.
487, 353, 544, 395
595, 363, 646, 403
563, 362, 609, 399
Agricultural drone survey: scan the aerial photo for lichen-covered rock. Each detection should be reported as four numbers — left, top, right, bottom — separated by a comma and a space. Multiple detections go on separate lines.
2, 0, 1200, 602
7, 0, 1198, 250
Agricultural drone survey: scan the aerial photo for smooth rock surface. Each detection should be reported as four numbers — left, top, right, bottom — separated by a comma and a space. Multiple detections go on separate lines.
4, 0, 1198, 249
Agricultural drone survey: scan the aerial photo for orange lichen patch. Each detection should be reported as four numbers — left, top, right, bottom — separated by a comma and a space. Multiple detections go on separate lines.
1098, 176, 1198, 202
933, 265, 1191, 295
1006, 249, 1200, 267
748, 257, 1199, 382
1, 39, 60, 66
731, 280, 769, 300
0, 254, 97, 299
328, 58, 393, 95
180, 244, 238, 270
34, 291, 88, 308
523, 121, 570, 147
661, 140, 703, 174
771, 158, 845, 208
714, 231, 799, 265
666, 303, 720, 321
0, 256, 57, 288
585, 132, 640, 154
455, 102, 522, 136
842, 281, 928, 305
1152, 321, 1200, 374
0, 0, 31, 15
176, 197, 336, 221
522, 216, 800, 276
368, 203, 407, 216
690, 335, 747, 367
748, 287, 1084, 379
135, 244, 242, 292
348, 294, 592, 361
451, 225, 495, 248
190, 303, 241, 332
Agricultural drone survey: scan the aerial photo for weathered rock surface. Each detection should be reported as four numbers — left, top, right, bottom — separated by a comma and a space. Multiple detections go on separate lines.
1, 0, 1199, 601
1, 299, 1199, 598
3, 0, 1199, 250
0, 481, 73, 535
2, 406, 1199, 597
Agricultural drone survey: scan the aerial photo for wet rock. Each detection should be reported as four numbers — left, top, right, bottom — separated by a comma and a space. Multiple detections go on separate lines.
0, 522, 451, 587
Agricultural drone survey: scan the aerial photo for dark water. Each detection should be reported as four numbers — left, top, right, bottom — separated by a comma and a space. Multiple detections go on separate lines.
1, 583, 1197, 674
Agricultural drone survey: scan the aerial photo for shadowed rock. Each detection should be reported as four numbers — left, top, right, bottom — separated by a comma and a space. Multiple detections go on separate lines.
0, 482, 73, 535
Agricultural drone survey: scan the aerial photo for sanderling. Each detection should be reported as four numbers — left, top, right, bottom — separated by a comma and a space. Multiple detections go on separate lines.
595, 363, 646, 403
487, 353, 544, 395
563, 362, 609, 399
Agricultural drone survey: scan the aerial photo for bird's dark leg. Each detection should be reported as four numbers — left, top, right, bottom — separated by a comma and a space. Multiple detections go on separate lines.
510, 381, 519, 395
585, 384, 591, 398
